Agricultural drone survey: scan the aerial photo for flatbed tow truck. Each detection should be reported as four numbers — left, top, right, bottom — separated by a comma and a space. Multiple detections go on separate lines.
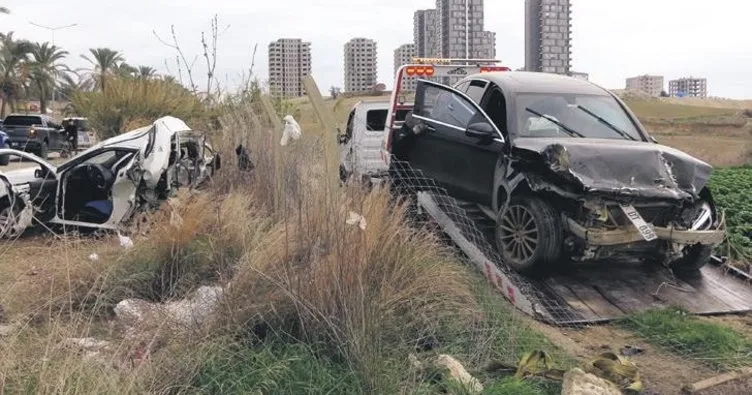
377, 58, 752, 325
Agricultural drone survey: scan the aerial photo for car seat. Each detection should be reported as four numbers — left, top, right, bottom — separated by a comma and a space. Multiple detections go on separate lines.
77, 200, 113, 224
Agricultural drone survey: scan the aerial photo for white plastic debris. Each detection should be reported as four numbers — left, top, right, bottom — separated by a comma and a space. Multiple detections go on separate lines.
118, 232, 134, 249
89, 253, 99, 261
346, 211, 367, 230
280, 115, 302, 146
114, 286, 224, 329
436, 354, 483, 394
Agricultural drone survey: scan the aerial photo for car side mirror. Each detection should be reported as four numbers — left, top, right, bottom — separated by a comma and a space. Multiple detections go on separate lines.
465, 122, 496, 141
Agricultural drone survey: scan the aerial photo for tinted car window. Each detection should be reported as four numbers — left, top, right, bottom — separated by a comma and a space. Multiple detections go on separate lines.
366, 109, 388, 131
421, 85, 478, 129
454, 81, 470, 93
4, 116, 43, 126
465, 80, 488, 104
517, 93, 642, 140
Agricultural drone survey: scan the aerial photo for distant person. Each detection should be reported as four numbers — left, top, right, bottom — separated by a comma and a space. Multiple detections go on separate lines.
64, 120, 78, 152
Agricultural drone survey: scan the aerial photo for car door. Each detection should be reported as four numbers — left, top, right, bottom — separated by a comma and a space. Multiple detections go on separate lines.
410, 80, 506, 204
53, 148, 141, 229
44, 117, 61, 149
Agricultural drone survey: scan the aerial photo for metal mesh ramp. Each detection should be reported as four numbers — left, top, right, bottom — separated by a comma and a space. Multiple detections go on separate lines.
389, 158, 752, 325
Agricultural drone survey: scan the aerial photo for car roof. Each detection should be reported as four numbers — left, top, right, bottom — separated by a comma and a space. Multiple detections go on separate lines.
6, 113, 46, 117
465, 71, 610, 96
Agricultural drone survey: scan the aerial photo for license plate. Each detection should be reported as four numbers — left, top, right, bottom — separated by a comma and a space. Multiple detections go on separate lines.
620, 204, 658, 241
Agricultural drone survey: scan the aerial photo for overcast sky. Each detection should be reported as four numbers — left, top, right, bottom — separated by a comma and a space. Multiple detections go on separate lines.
3, 0, 750, 98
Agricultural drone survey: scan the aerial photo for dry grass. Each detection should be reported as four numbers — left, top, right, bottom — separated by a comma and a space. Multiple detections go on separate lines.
624, 100, 739, 120
0, 101, 494, 394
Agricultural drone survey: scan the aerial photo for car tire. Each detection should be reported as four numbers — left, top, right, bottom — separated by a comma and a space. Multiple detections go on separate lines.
38, 140, 49, 160
671, 244, 713, 273
0, 143, 9, 165
495, 196, 564, 275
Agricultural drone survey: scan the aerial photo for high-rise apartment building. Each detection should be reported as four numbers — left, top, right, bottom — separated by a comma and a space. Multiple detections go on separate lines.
344, 38, 378, 93
626, 75, 665, 97
268, 38, 311, 98
413, 1, 496, 61
394, 43, 417, 91
414, 9, 439, 58
525, 0, 572, 74
436, 0, 496, 59
669, 77, 707, 98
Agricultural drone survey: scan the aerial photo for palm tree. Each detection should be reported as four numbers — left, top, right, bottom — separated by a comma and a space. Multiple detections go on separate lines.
29, 42, 68, 114
57, 70, 94, 101
137, 66, 157, 79
80, 47, 124, 92
0, 32, 33, 116
113, 62, 137, 79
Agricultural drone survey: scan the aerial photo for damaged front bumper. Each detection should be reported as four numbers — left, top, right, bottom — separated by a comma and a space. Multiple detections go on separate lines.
564, 212, 726, 247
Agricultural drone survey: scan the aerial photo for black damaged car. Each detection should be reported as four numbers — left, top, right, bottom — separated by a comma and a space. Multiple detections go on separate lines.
390, 71, 725, 275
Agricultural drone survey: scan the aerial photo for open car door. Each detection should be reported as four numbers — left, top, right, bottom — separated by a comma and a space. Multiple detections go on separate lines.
53, 147, 142, 230
404, 79, 506, 203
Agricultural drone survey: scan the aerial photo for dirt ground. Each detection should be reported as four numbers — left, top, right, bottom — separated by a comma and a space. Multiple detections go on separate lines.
532, 318, 752, 395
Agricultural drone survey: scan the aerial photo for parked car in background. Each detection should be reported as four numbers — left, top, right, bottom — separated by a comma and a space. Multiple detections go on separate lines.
2, 114, 64, 159
338, 100, 411, 183
0, 130, 8, 166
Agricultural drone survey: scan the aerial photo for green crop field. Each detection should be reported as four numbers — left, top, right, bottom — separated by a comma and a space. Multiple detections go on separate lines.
709, 167, 752, 262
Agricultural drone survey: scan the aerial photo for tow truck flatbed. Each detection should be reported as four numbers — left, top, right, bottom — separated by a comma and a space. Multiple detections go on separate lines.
416, 191, 752, 325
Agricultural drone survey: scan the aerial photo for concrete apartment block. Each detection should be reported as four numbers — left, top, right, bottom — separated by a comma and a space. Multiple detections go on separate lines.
626, 75, 665, 97
394, 43, 418, 91
669, 77, 707, 98
525, 0, 572, 75
344, 38, 378, 93
414, 9, 440, 58
436, 0, 495, 59
268, 38, 311, 98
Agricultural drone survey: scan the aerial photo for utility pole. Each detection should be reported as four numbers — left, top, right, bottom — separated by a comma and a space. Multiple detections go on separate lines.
29, 22, 78, 111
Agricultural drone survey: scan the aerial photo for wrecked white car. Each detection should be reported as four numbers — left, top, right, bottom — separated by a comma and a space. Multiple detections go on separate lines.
0, 116, 220, 238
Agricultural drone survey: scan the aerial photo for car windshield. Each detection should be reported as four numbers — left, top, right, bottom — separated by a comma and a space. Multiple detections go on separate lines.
516, 93, 643, 141
4, 116, 43, 127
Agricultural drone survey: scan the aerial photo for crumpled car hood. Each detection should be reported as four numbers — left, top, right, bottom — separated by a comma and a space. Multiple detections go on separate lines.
512, 137, 713, 201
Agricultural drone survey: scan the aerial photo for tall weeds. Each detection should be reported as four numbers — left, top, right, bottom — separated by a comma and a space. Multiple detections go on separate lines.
0, 100, 559, 394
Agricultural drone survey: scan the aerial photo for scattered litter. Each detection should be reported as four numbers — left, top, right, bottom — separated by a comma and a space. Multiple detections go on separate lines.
620, 345, 644, 356
280, 115, 302, 146
118, 233, 134, 249
436, 354, 483, 394
346, 211, 367, 230
682, 367, 752, 394
235, 144, 255, 171
114, 286, 224, 329
65, 337, 111, 352
583, 352, 642, 392
89, 253, 99, 261
562, 368, 622, 395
